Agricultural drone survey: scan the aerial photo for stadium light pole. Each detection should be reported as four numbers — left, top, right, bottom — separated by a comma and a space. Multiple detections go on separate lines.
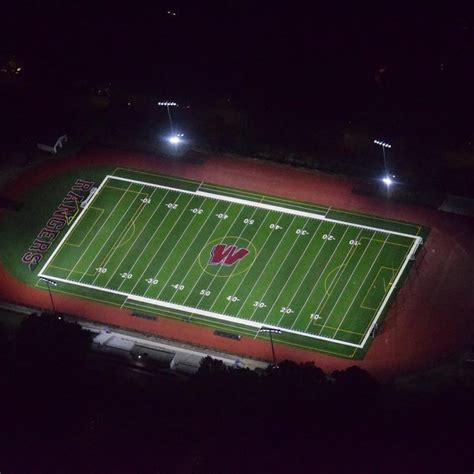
374, 139, 393, 186
158, 101, 178, 135
260, 327, 282, 368
39, 277, 57, 313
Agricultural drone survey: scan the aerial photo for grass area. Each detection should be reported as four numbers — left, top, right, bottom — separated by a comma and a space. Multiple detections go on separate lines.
24, 167, 425, 358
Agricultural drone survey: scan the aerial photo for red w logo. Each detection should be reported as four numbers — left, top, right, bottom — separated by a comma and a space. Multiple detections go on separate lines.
209, 244, 249, 266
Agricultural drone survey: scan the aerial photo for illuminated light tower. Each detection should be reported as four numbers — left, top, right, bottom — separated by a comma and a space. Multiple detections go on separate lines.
260, 327, 282, 368
39, 277, 58, 313
158, 101, 183, 146
158, 101, 178, 133
374, 139, 394, 187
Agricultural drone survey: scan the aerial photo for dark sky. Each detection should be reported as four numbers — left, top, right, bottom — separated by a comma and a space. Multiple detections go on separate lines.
3, 1, 474, 137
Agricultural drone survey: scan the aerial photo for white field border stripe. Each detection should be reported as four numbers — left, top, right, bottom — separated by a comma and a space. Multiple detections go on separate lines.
37, 273, 361, 348
108, 175, 422, 241
359, 236, 419, 348
331, 233, 389, 338
40, 174, 423, 349
317, 231, 380, 336
38, 175, 111, 278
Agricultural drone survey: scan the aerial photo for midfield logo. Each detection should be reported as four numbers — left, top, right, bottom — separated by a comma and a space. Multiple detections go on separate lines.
209, 244, 249, 266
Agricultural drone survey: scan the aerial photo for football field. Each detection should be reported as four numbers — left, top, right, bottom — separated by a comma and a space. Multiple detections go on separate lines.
38, 169, 422, 352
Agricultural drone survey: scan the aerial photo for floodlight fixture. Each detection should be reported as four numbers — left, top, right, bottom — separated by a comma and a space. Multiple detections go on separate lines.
260, 327, 282, 367
158, 101, 178, 107
169, 135, 181, 145
374, 140, 391, 148
39, 277, 58, 312
158, 101, 179, 134
382, 176, 393, 186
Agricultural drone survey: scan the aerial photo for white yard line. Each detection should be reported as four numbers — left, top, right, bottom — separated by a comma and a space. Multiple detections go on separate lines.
306, 228, 365, 334
116, 191, 179, 292
208, 211, 271, 312
38, 175, 111, 277
185, 204, 260, 309
141, 197, 207, 296
294, 226, 351, 332
40, 174, 423, 350
86, 185, 146, 286
129, 194, 196, 296
272, 220, 325, 327
66, 182, 135, 281
104, 189, 165, 288
286, 222, 337, 330
107, 175, 422, 241
220, 212, 285, 315
155, 199, 221, 299
235, 214, 297, 318
167, 202, 234, 301
332, 233, 390, 339
358, 237, 419, 348
259, 218, 313, 325
317, 231, 380, 336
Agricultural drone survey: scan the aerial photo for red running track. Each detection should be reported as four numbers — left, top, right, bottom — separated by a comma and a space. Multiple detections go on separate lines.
1, 148, 473, 379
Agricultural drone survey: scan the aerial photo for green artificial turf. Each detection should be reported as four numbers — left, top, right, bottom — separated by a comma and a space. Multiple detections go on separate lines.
16, 166, 427, 359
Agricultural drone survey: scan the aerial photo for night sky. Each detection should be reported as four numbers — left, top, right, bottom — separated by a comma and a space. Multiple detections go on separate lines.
3, 1, 474, 180
4, 3, 474, 104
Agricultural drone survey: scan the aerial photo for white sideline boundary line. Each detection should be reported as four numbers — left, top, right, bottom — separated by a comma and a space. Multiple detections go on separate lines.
39, 174, 423, 349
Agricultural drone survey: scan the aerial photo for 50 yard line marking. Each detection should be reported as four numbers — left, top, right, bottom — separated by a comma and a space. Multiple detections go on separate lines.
185, 203, 259, 309
219, 212, 285, 315
165, 202, 232, 301
208, 210, 271, 312
40, 173, 422, 349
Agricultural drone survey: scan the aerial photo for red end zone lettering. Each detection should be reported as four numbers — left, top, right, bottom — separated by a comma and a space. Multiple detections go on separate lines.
21, 177, 95, 266
209, 244, 249, 266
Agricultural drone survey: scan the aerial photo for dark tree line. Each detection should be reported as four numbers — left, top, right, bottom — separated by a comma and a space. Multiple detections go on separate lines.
0, 314, 472, 473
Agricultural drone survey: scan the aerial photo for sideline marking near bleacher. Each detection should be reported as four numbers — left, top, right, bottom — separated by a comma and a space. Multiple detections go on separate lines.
38, 174, 422, 350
